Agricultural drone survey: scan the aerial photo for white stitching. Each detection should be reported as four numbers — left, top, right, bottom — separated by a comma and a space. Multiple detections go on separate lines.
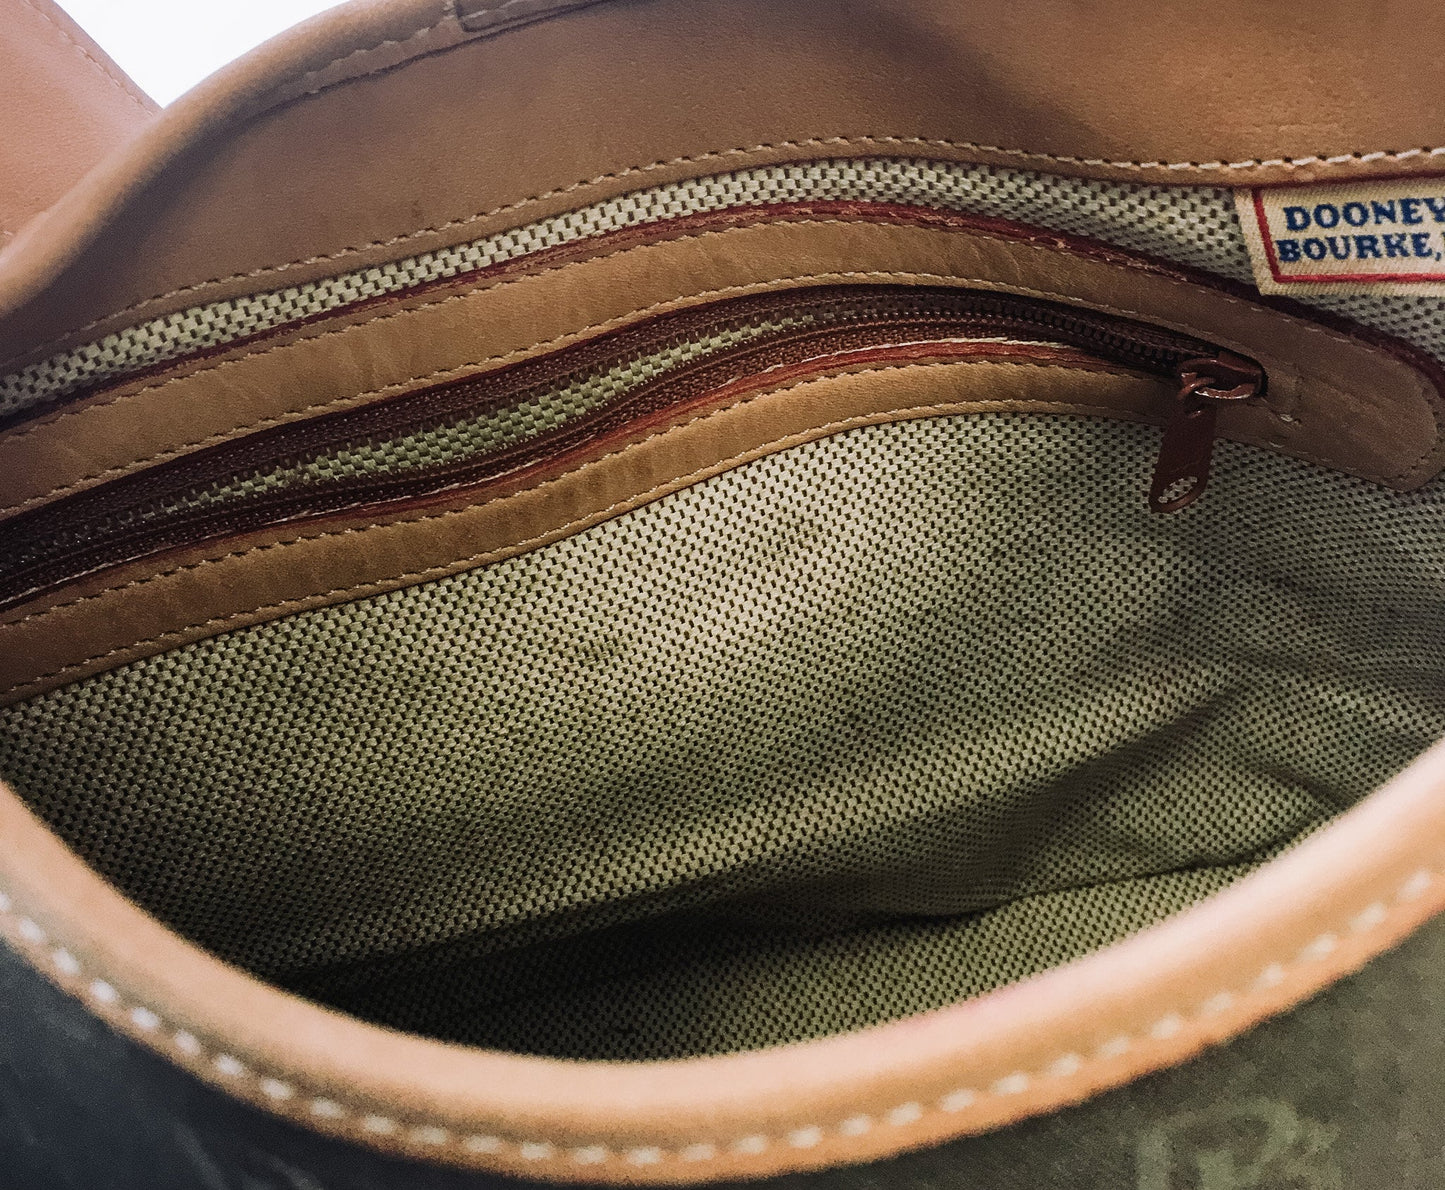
214, 1054, 247, 1078
989, 1073, 1031, 1096
2, 214, 1389, 515
284, 12, 454, 97
457, 0, 575, 29
0, 367, 1190, 694
1199, 992, 1235, 1017
10, 135, 1445, 368
129, 1005, 161, 1031
19, 0, 150, 112
463, 1134, 501, 1153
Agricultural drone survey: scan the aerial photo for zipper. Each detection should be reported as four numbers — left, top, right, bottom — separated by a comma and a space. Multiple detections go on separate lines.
0, 286, 1265, 611
1149, 350, 1266, 513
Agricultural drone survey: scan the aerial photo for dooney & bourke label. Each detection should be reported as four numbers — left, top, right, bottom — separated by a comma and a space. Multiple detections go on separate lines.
1236, 179, 1445, 295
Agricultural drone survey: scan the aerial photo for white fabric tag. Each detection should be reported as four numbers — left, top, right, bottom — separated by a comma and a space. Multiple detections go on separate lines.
1236, 179, 1445, 296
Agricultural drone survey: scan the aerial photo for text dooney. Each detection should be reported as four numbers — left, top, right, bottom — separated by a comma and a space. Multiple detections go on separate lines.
1237, 179, 1445, 296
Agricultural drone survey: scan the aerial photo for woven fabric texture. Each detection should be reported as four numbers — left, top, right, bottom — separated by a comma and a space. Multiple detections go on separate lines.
7, 156, 1445, 418
82, 314, 822, 528
4, 285, 1083, 609
4, 413, 1444, 1057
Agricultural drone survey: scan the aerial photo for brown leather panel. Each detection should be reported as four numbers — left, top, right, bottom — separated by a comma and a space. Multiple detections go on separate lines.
0, 0, 155, 240
7, 0, 1445, 365
2, 215, 1436, 521
0, 360, 1168, 702
3, 721, 1444, 1181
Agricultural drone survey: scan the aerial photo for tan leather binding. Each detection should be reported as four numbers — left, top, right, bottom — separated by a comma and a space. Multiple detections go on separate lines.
0, 359, 1167, 702
4, 212, 1437, 516
0, 0, 155, 243
4, 725, 1445, 1182
5, 210, 1439, 517
2, 212, 1438, 701
7, 0, 1445, 371
5, 4, 1445, 1177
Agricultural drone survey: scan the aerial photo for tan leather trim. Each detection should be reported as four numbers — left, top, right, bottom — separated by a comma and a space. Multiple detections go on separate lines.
7, 0, 1445, 364
3, 715, 1444, 1181
0, 0, 155, 241
2, 214, 1436, 520
263, 0, 607, 108
0, 360, 1168, 702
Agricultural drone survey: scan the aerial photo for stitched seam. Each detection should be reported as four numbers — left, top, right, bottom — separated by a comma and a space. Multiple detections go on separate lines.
20, 0, 150, 112
457, 0, 571, 29
9, 224, 908, 442
0, 373, 1349, 696
285, 0, 592, 98
0, 864, 1433, 1167
2, 362, 1097, 665
11, 135, 1445, 364
3, 220, 1380, 513
284, 9, 454, 96
11, 219, 934, 443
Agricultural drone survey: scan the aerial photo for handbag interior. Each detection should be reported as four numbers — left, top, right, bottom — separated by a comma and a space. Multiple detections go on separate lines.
3, 159, 1445, 1063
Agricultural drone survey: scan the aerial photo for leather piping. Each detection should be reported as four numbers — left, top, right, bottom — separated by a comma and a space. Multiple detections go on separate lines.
3, 724, 1444, 1182
0, 361, 1167, 701
3, 214, 1437, 519
0, 319, 1163, 612
6, 2, 1445, 1177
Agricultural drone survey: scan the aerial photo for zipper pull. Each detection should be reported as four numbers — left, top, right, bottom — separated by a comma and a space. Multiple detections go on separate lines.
1149, 351, 1265, 513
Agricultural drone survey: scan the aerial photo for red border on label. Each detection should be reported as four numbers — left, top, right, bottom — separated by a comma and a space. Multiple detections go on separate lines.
1251, 188, 1445, 284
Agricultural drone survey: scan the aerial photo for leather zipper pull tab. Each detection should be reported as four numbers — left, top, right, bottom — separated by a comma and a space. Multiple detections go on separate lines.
1149, 351, 1264, 513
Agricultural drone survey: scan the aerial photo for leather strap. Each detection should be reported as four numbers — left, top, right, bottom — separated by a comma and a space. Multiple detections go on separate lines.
0, 0, 155, 243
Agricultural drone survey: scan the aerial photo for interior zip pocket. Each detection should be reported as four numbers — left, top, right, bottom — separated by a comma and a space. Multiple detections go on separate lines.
0, 284, 1263, 611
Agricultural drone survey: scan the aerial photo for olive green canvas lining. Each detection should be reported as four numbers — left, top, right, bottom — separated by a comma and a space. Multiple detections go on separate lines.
298, 855, 1282, 1060
1, 285, 1093, 611
2, 412, 1443, 1058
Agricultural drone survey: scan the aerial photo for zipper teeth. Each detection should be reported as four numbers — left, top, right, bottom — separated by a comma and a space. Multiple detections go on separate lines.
214, 289, 1187, 471
62, 287, 1214, 508
44, 316, 970, 545
0, 286, 1221, 610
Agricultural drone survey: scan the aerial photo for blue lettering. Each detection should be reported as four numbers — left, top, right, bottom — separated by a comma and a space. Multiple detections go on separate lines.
1325, 236, 1353, 260
1384, 233, 1411, 257
1303, 238, 1328, 260
1342, 202, 1370, 226
1371, 200, 1398, 223
1424, 198, 1445, 222
1412, 231, 1433, 257
1355, 235, 1383, 258
1283, 206, 1312, 231
1277, 239, 1303, 262
1313, 204, 1340, 228
1401, 198, 1424, 225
